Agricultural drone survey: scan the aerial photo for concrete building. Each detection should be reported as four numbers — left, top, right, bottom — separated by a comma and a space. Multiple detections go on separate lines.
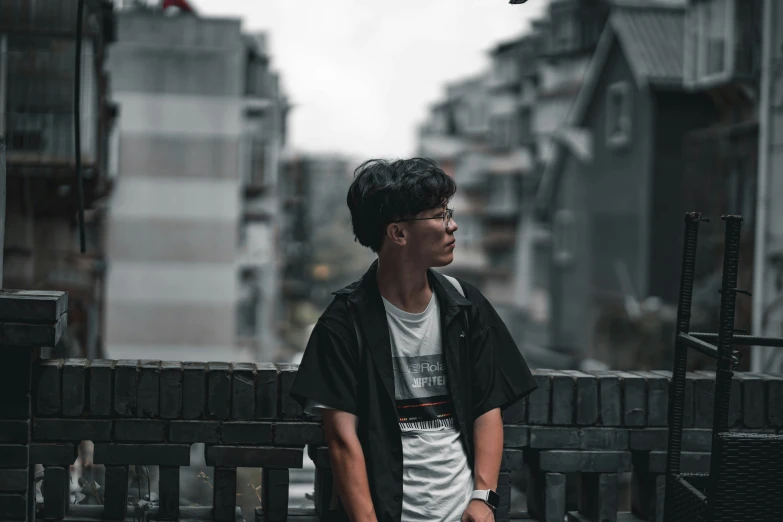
418, 38, 537, 348
520, 0, 611, 353
278, 152, 374, 355
0, 0, 117, 359
754, 0, 783, 375
418, 0, 614, 368
537, 3, 711, 368
236, 33, 289, 362
418, 75, 488, 283
105, 7, 287, 362
534, 0, 766, 370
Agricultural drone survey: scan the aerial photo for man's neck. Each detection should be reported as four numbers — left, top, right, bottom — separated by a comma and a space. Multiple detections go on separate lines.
375, 256, 432, 314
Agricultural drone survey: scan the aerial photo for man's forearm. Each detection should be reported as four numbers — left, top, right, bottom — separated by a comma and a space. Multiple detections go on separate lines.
328, 437, 378, 522
473, 407, 503, 491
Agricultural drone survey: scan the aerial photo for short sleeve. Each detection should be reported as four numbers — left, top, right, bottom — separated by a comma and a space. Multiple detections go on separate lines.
303, 399, 336, 417
470, 300, 537, 419
289, 320, 359, 416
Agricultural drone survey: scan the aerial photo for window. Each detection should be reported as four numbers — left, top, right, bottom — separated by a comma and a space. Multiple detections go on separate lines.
249, 138, 266, 186
606, 82, 631, 149
552, 208, 575, 265
553, 14, 576, 51
696, 0, 734, 82
518, 107, 533, 145
471, 101, 488, 129
245, 52, 271, 98
489, 249, 513, 271
236, 268, 261, 338
490, 116, 513, 149
457, 215, 480, 246
6, 36, 96, 162
488, 176, 517, 211
455, 104, 470, 132
492, 56, 517, 86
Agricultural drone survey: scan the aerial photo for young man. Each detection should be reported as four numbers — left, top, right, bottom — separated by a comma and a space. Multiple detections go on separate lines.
290, 158, 536, 522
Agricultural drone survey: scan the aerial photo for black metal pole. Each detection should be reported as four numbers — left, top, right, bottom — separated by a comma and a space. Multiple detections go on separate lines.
74, 0, 86, 253
712, 215, 743, 434
703, 215, 743, 520
663, 211, 704, 522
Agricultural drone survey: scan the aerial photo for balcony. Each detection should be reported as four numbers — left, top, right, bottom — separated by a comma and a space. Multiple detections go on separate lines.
417, 133, 465, 163
488, 43, 523, 92
483, 229, 517, 249
245, 67, 279, 102
453, 150, 490, 189
243, 138, 272, 197
2, 36, 104, 178
0, 0, 112, 38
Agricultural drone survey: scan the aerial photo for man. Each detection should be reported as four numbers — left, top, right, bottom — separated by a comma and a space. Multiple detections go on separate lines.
290, 158, 536, 522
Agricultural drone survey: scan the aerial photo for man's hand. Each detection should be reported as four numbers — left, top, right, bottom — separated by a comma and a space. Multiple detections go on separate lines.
461, 499, 495, 522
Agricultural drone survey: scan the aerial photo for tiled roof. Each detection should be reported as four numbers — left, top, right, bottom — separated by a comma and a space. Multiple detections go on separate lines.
611, 3, 685, 86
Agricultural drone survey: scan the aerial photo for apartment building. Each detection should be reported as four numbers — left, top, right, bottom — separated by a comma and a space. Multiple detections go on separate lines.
105, 6, 287, 362
1, 0, 117, 359
278, 152, 374, 355
418, 0, 613, 365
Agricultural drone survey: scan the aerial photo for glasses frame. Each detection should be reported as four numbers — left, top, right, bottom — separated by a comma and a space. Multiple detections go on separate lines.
392, 208, 454, 228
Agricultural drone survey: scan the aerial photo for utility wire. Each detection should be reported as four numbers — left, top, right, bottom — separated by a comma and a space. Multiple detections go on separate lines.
74, 0, 86, 253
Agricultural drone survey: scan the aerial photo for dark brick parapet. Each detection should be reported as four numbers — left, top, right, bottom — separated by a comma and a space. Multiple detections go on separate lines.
23, 358, 783, 522
30, 360, 783, 432
0, 290, 68, 522
5, 290, 783, 522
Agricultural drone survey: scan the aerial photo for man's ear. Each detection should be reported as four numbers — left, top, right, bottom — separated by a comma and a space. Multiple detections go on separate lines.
386, 222, 407, 247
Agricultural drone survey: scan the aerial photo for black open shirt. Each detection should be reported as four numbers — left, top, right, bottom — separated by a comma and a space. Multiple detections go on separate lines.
290, 260, 537, 522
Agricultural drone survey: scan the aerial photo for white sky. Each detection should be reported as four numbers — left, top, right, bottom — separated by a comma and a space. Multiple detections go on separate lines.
192, 0, 550, 159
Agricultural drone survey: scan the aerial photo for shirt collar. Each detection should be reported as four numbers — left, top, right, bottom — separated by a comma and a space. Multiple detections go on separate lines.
332, 259, 471, 310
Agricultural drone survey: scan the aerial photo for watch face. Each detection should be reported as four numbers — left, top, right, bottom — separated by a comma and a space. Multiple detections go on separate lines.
487, 490, 500, 508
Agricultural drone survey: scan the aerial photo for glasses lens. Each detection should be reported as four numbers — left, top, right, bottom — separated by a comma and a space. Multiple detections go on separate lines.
444, 208, 453, 228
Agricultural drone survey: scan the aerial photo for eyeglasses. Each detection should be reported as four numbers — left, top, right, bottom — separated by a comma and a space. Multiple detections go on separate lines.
392, 208, 454, 228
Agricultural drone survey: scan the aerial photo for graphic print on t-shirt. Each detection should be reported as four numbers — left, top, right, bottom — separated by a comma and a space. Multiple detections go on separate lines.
392, 353, 456, 430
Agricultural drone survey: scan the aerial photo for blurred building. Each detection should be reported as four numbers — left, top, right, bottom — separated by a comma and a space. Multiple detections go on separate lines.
538, 2, 708, 367
420, 0, 770, 370
679, 0, 762, 369
104, 5, 288, 362
0, 0, 117, 359
418, 59, 531, 341
754, 0, 783, 375
519, 0, 610, 351
278, 152, 373, 355
418, 75, 488, 283
536, 0, 764, 370
418, 0, 611, 368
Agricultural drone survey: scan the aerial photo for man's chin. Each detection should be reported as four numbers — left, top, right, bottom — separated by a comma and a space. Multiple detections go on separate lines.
430, 254, 455, 268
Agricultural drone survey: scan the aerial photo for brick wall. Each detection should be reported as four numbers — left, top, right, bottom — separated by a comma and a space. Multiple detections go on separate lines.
10, 360, 781, 521
4, 288, 783, 522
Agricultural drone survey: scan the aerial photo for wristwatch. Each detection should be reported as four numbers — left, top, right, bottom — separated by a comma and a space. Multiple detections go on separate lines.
470, 489, 500, 510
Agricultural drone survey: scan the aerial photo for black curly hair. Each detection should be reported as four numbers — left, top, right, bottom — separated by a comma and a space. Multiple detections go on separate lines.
346, 157, 456, 253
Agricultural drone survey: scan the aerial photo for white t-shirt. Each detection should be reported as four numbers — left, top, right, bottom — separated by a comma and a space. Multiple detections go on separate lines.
306, 291, 474, 521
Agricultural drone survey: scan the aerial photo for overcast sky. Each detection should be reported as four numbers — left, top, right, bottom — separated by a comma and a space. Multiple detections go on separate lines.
193, 0, 549, 160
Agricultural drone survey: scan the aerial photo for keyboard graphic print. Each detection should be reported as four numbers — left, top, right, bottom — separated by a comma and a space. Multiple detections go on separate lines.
392, 354, 456, 431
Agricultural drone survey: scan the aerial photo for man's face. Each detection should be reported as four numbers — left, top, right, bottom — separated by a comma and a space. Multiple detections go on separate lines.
404, 205, 458, 268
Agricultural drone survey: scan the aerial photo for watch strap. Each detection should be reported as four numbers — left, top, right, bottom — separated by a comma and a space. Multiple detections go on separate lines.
470, 489, 499, 509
